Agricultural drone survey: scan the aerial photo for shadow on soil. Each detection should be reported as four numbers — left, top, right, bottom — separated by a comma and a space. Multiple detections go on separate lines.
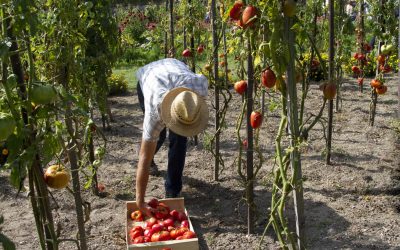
148, 168, 394, 250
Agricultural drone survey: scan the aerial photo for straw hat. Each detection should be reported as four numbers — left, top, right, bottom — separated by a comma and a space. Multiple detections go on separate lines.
161, 87, 209, 137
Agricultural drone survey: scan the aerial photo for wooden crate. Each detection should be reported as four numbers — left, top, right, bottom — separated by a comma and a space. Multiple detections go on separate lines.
126, 197, 199, 250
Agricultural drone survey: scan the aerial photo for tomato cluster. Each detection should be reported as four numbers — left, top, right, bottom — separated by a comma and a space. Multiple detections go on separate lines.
129, 198, 196, 245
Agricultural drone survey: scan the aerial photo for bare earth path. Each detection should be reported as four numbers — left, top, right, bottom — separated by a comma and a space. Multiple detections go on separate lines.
1, 75, 399, 250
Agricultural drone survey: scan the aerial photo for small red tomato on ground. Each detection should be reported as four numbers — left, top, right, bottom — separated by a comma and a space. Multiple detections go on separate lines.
147, 198, 159, 208
182, 49, 192, 57
234, 80, 247, 95
229, 1, 243, 20
250, 111, 263, 129
97, 183, 105, 192
161, 248, 172, 250
242, 139, 248, 150
261, 68, 276, 88
130, 210, 144, 221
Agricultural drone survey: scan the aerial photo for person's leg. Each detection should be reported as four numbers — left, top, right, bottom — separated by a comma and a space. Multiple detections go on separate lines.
165, 130, 187, 197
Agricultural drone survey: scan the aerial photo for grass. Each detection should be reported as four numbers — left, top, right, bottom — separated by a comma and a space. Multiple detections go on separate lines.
112, 65, 140, 90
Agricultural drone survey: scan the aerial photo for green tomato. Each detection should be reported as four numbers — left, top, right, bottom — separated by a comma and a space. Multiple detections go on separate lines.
0, 113, 16, 141
30, 85, 57, 105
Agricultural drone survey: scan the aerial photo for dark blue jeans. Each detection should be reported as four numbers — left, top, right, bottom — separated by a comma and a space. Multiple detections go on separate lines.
137, 83, 187, 196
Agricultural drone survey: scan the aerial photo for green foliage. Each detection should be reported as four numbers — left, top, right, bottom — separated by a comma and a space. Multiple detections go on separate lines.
343, 52, 398, 77
107, 74, 128, 96
301, 52, 328, 81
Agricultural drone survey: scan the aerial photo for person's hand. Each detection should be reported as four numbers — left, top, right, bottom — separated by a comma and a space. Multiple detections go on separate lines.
136, 199, 153, 218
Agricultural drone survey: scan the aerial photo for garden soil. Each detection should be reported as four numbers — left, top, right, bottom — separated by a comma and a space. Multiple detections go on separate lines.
1, 75, 400, 250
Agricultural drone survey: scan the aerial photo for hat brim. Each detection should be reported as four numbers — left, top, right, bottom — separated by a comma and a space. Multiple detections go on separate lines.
160, 87, 209, 137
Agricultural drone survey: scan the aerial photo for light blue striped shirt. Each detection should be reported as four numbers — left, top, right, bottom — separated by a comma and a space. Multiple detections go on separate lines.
136, 58, 208, 141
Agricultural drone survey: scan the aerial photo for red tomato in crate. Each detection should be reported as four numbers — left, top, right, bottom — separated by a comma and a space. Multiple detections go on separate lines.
147, 198, 159, 208
182, 230, 197, 239
130, 210, 144, 221
133, 236, 146, 244
181, 220, 189, 228
155, 202, 170, 220
144, 217, 158, 228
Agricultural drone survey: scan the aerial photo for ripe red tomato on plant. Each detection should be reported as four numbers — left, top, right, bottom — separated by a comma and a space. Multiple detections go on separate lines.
370, 79, 382, 88
322, 83, 337, 100
182, 49, 192, 57
250, 111, 263, 129
261, 68, 276, 88
130, 210, 144, 221
377, 55, 385, 65
234, 80, 247, 95
241, 5, 258, 29
154, 202, 170, 220
229, 1, 243, 20
44, 165, 70, 189
375, 85, 387, 95
351, 66, 361, 74
197, 45, 204, 54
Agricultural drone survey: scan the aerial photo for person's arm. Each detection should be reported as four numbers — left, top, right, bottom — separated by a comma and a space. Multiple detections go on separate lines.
136, 138, 157, 216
